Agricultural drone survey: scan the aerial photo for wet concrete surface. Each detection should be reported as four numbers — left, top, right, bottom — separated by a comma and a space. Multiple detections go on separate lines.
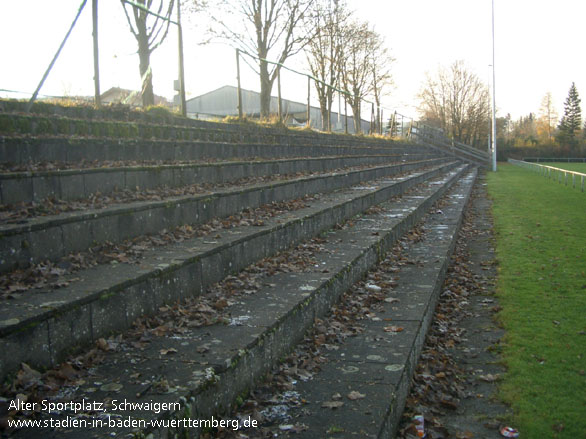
399, 172, 512, 439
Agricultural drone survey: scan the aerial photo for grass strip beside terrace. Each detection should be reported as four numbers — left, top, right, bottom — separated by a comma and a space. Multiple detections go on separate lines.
487, 163, 586, 438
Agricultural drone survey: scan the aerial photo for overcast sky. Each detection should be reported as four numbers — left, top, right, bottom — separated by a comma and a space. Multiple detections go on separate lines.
1, 0, 584, 121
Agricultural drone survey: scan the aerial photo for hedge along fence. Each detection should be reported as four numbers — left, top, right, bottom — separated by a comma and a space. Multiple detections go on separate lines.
508, 158, 585, 192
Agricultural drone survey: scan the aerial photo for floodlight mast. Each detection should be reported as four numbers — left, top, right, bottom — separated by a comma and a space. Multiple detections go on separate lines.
488, 64, 492, 157
491, 0, 497, 171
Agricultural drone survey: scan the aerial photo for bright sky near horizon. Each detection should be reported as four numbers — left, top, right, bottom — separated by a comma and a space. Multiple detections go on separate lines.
1, 0, 584, 122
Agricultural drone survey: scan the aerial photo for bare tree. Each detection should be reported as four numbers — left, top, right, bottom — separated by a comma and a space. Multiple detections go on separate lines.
122, 0, 175, 107
369, 32, 394, 134
338, 22, 391, 134
537, 92, 558, 142
339, 20, 375, 134
304, 0, 350, 131
418, 61, 489, 147
205, 0, 312, 119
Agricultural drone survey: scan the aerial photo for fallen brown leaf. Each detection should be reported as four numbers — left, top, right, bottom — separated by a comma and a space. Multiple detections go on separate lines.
159, 348, 178, 355
478, 373, 499, 382
384, 325, 404, 333
16, 363, 42, 388
347, 391, 366, 400
96, 338, 110, 351
196, 344, 210, 354
321, 401, 344, 409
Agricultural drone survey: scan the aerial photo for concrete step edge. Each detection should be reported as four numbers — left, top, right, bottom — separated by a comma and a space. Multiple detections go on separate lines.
0, 112, 422, 150
0, 162, 460, 380
282, 168, 478, 438
0, 136, 440, 165
0, 159, 453, 272
183, 166, 473, 436
8, 165, 470, 439
0, 155, 435, 205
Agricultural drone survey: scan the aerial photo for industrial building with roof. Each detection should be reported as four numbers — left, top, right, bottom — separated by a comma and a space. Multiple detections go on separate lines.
185, 85, 371, 133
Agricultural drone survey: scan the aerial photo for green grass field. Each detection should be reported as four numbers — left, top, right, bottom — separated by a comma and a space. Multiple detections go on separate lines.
541, 162, 586, 173
487, 163, 586, 438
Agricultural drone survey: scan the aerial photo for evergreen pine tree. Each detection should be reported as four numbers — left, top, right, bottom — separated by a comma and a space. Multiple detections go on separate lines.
557, 82, 582, 148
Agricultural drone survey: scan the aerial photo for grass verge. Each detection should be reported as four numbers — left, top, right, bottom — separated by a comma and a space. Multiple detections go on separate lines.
487, 163, 586, 438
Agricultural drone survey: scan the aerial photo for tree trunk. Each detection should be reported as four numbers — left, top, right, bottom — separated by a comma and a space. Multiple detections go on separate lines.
352, 102, 361, 133
326, 90, 334, 132
314, 81, 331, 131
138, 22, 154, 107
319, 96, 328, 131
259, 59, 272, 119
326, 100, 333, 131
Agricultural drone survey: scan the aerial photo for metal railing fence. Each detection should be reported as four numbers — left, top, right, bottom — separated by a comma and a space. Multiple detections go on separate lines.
234, 49, 489, 167
523, 157, 586, 163
411, 122, 490, 166
235, 48, 414, 137
508, 159, 585, 192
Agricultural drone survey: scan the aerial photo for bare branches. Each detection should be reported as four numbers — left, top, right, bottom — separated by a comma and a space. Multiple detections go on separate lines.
537, 92, 558, 142
204, 0, 312, 117
121, 0, 176, 107
304, 0, 350, 130
369, 31, 394, 132
339, 20, 389, 133
418, 61, 489, 147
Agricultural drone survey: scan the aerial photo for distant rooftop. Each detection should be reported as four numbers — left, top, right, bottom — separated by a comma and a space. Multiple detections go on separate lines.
185, 85, 371, 133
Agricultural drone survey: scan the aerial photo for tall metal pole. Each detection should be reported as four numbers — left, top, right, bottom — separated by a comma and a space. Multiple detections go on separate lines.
277, 67, 282, 122
380, 109, 383, 135
236, 49, 243, 119
177, 0, 186, 116
327, 91, 331, 132
26, 0, 88, 112
491, 0, 497, 171
307, 76, 311, 127
337, 91, 341, 129
92, 0, 101, 107
487, 65, 492, 156
344, 97, 348, 134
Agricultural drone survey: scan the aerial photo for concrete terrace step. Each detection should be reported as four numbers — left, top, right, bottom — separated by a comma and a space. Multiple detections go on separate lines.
0, 158, 451, 272
7, 164, 472, 439
282, 169, 477, 438
0, 162, 461, 380
0, 136, 439, 166
0, 154, 432, 205
0, 101, 414, 153
0, 102, 402, 149
0, 112, 418, 151
0, 113, 320, 144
